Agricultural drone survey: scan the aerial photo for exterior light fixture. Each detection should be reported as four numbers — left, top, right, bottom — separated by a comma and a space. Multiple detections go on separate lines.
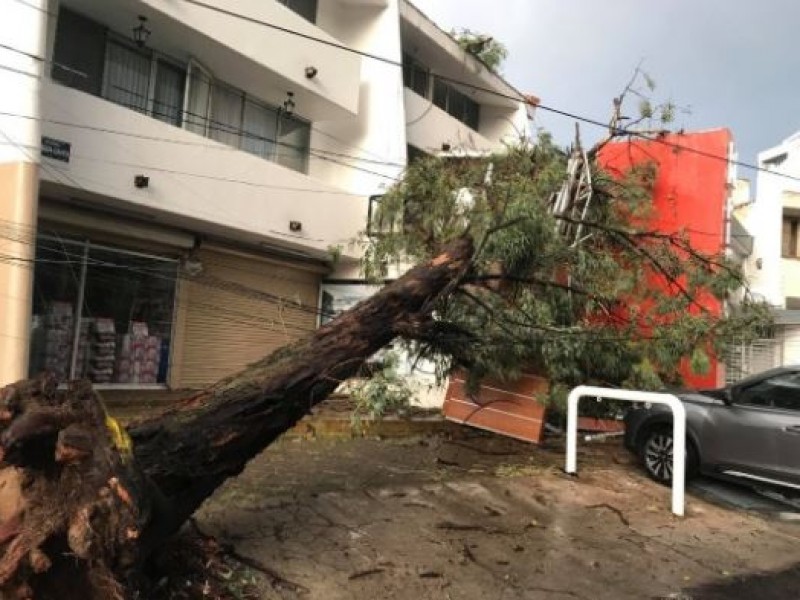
134, 174, 149, 188
283, 92, 296, 117
289, 220, 302, 232
132, 16, 151, 48
305, 66, 318, 79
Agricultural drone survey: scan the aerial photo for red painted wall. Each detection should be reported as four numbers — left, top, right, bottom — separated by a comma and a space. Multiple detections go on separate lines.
598, 129, 732, 388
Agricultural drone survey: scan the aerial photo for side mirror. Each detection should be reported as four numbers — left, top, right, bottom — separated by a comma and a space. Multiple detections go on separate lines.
724, 387, 736, 405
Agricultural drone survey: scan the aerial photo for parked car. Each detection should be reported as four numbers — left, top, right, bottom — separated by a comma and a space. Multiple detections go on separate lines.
624, 366, 800, 490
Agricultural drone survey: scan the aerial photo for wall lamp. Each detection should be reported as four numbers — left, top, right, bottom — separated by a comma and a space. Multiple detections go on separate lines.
132, 16, 151, 48
305, 66, 318, 79
289, 220, 302, 232
134, 174, 149, 189
283, 92, 296, 117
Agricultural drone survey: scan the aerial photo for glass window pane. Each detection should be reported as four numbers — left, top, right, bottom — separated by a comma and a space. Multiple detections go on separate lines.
277, 115, 310, 173
464, 98, 480, 130
241, 99, 278, 158
447, 88, 466, 120
433, 78, 448, 112
210, 84, 243, 148
412, 65, 429, 97
103, 40, 151, 114
153, 60, 186, 127
51, 8, 106, 96
185, 64, 212, 136
82, 246, 177, 384
783, 219, 794, 257
29, 237, 85, 381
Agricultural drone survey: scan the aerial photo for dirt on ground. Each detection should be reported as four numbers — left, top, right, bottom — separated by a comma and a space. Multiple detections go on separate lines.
156, 428, 800, 600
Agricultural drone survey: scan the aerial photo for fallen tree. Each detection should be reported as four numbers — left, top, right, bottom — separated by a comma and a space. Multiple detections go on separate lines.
0, 117, 770, 596
0, 238, 474, 597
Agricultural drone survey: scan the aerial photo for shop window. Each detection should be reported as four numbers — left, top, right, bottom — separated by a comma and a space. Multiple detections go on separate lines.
29, 235, 177, 386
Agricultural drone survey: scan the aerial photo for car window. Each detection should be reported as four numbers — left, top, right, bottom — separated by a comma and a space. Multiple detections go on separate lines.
736, 372, 800, 411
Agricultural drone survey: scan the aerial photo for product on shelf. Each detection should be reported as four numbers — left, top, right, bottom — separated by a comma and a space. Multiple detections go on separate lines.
114, 322, 161, 384
89, 318, 116, 383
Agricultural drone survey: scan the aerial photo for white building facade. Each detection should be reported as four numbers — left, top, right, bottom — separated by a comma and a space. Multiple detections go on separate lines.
0, 0, 532, 391
731, 132, 800, 377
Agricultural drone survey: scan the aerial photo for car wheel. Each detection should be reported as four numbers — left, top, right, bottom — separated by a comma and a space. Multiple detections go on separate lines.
639, 426, 698, 485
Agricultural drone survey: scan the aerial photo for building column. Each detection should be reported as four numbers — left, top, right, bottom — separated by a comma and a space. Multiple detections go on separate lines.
0, 0, 48, 385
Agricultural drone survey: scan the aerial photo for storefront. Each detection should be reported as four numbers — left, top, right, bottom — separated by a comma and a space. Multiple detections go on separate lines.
29, 233, 179, 386
29, 201, 327, 390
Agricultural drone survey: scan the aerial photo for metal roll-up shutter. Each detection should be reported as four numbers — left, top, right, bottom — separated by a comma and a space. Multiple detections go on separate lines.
174, 247, 321, 388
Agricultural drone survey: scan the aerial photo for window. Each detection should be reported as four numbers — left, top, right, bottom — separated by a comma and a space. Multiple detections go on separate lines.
208, 85, 311, 171
402, 53, 481, 132
277, 0, 318, 23
783, 216, 800, 258
51, 9, 312, 172
184, 61, 213, 136
51, 8, 106, 95
736, 372, 800, 411
153, 60, 186, 126
29, 235, 178, 385
103, 40, 151, 114
403, 53, 430, 97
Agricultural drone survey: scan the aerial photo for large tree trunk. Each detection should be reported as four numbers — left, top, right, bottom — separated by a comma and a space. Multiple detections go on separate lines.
0, 237, 473, 598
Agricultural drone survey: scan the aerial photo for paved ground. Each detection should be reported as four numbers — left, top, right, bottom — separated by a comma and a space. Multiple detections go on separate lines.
192, 430, 800, 600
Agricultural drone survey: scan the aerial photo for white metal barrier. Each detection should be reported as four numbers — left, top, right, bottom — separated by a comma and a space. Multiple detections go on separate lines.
565, 386, 687, 516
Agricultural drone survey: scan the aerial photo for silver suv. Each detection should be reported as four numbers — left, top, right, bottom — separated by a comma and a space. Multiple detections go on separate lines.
624, 366, 800, 489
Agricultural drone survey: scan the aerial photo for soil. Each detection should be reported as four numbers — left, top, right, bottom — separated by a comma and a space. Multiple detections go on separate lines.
166, 429, 800, 600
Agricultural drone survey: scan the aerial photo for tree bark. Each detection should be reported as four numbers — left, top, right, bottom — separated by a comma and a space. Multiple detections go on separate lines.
0, 237, 473, 598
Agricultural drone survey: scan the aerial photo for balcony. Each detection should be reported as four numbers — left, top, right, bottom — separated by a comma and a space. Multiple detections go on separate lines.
38, 79, 368, 260
404, 89, 496, 155
58, 0, 362, 120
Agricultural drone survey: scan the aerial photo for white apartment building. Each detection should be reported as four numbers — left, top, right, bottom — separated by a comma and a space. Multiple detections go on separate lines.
0, 0, 533, 392
730, 132, 800, 377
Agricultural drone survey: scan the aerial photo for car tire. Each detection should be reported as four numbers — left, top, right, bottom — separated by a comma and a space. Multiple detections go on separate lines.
639, 425, 698, 485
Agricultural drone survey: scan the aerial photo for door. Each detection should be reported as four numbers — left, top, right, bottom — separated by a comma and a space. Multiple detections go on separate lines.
711, 371, 800, 485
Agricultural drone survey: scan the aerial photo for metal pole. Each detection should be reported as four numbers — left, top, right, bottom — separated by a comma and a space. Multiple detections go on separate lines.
69, 242, 90, 380
565, 385, 686, 517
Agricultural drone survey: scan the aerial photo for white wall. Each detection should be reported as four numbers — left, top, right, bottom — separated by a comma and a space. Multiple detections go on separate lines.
312, 0, 407, 197
745, 134, 800, 306
39, 81, 369, 259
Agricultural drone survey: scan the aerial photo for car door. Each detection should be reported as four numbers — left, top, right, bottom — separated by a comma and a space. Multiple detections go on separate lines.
709, 372, 800, 485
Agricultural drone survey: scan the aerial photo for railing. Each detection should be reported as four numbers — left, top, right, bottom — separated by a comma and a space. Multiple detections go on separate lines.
565, 385, 687, 517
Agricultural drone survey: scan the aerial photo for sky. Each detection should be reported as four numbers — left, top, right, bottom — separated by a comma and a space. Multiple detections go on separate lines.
414, 0, 800, 179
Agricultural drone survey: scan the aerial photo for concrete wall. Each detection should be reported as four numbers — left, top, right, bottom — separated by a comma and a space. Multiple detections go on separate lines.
599, 129, 733, 389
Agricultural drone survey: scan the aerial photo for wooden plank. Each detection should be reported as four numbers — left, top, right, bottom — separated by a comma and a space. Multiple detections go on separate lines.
443, 373, 548, 444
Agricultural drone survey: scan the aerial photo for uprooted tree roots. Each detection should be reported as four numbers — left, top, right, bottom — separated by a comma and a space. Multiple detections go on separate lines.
0, 378, 149, 598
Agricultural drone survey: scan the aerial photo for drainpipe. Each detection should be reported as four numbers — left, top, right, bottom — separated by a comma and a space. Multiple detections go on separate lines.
0, 0, 47, 385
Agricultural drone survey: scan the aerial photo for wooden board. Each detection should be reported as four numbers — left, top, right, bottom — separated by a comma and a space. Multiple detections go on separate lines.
442, 373, 549, 444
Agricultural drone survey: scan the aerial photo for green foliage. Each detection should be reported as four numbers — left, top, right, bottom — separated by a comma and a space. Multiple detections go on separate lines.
350, 351, 414, 431
359, 132, 771, 415
452, 28, 508, 72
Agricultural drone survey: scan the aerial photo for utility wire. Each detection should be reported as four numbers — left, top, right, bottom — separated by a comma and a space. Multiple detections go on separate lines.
3, 5, 799, 184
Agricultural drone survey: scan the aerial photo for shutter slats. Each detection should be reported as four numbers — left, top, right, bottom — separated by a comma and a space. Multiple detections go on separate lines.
177, 249, 319, 387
